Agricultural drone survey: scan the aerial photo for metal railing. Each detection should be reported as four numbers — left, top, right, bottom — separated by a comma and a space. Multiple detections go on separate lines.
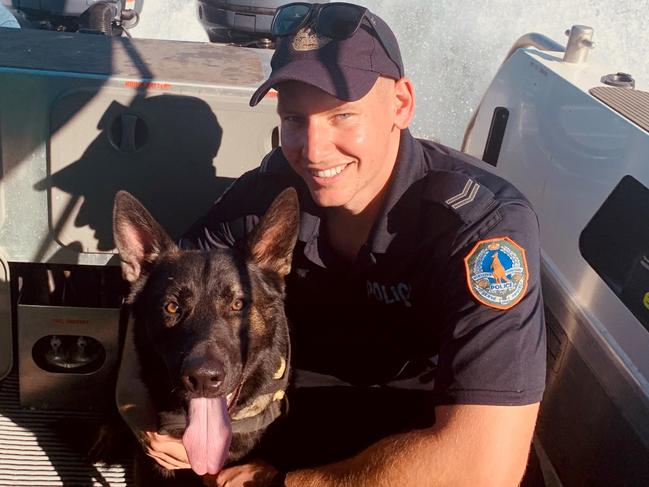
461, 25, 595, 153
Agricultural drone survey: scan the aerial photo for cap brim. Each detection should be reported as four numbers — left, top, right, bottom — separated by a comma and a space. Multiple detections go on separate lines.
249, 60, 380, 107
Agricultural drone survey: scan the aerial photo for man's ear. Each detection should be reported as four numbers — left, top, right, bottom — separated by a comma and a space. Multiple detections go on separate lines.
247, 188, 300, 277
394, 76, 415, 130
112, 191, 178, 282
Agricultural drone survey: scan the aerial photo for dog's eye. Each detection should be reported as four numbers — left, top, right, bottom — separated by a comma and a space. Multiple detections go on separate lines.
231, 298, 245, 311
164, 301, 180, 315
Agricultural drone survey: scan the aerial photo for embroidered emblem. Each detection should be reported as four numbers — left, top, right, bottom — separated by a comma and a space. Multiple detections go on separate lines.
445, 179, 480, 209
291, 27, 332, 51
464, 237, 528, 310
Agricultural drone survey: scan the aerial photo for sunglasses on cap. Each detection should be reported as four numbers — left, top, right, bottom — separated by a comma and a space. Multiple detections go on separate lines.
271, 2, 404, 77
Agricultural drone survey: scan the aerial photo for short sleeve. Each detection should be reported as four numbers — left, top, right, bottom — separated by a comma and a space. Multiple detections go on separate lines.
433, 202, 546, 406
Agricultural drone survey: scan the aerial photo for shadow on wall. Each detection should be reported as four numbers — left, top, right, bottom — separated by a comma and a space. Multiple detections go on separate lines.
35, 94, 233, 252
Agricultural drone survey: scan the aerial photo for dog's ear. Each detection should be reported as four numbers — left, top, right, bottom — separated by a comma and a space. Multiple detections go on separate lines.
112, 191, 178, 282
247, 188, 300, 276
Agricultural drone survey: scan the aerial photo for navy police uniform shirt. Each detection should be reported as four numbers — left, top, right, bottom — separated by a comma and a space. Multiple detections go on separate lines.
180, 129, 546, 467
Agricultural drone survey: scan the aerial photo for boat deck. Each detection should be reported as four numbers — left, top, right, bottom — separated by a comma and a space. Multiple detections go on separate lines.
0, 370, 132, 486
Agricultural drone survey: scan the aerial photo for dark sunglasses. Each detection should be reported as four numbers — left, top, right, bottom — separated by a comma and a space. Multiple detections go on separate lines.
271, 2, 403, 77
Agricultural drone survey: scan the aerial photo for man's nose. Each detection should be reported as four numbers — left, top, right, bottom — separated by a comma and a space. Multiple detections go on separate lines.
302, 119, 332, 163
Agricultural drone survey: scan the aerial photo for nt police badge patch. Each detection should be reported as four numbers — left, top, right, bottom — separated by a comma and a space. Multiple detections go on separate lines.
464, 237, 529, 310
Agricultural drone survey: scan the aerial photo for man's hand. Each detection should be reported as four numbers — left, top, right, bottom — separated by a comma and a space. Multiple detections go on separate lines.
203, 460, 282, 487
138, 431, 191, 470
116, 318, 191, 470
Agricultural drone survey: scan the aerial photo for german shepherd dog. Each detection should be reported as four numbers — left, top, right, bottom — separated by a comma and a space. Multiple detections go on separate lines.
112, 188, 299, 483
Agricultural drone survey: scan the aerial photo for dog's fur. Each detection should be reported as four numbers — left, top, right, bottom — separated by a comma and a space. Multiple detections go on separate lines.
112, 188, 299, 483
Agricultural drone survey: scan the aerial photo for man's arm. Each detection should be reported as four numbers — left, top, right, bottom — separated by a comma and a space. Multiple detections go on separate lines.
287, 403, 538, 487
214, 403, 538, 487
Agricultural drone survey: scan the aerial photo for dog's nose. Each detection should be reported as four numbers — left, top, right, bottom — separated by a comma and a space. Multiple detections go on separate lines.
181, 359, 225, 397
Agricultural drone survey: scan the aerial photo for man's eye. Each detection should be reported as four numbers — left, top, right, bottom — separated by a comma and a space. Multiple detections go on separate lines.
231, 298, 246, 311
335, 113, 353, 120
164, 301, 180, 315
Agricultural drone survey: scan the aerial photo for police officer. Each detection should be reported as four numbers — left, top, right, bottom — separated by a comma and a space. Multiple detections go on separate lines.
118, 3, 545, 486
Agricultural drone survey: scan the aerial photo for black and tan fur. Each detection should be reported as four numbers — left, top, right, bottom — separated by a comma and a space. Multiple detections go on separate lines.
112, 188, 299, 483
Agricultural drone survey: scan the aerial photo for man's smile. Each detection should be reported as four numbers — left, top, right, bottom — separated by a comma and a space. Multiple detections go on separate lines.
308, 162, 352, 182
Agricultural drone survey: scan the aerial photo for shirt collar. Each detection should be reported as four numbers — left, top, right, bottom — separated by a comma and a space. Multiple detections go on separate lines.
292, 176, 326, 267
366, 129, 427, 256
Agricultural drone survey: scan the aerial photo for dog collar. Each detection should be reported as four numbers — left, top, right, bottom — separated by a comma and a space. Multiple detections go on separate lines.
231, 347, 290, 434
231, 391, 286, 434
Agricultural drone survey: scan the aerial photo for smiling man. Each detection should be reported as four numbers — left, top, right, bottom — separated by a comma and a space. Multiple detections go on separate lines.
118, 3, 545, 486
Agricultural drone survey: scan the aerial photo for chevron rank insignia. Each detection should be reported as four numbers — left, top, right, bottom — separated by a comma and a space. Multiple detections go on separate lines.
445, 178, 480, 209
464, 237, 528, 310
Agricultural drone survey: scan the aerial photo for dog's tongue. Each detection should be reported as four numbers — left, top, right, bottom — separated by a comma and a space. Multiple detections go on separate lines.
183, 397, 232, 476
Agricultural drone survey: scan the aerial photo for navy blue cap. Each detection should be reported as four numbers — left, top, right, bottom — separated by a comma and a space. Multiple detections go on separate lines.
250, 11, 403, 106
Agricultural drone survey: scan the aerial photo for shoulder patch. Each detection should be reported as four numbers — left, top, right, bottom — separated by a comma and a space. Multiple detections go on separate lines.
464, 237, 528, 310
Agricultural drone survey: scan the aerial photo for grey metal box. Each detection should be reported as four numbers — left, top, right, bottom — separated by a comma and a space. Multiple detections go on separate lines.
18, 304, 121, 410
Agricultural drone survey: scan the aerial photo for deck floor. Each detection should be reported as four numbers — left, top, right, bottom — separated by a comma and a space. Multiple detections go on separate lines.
0, 367, 558, 487
0, 370, 133, 486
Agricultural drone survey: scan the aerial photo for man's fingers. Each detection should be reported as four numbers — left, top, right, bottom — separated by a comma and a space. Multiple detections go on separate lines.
142, 431, 191, 469
213, 462, 280, 487
146, 453, 185, 471
214, 465, 240, 485
145, 448, 190, 470
215, 465, 255, 486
